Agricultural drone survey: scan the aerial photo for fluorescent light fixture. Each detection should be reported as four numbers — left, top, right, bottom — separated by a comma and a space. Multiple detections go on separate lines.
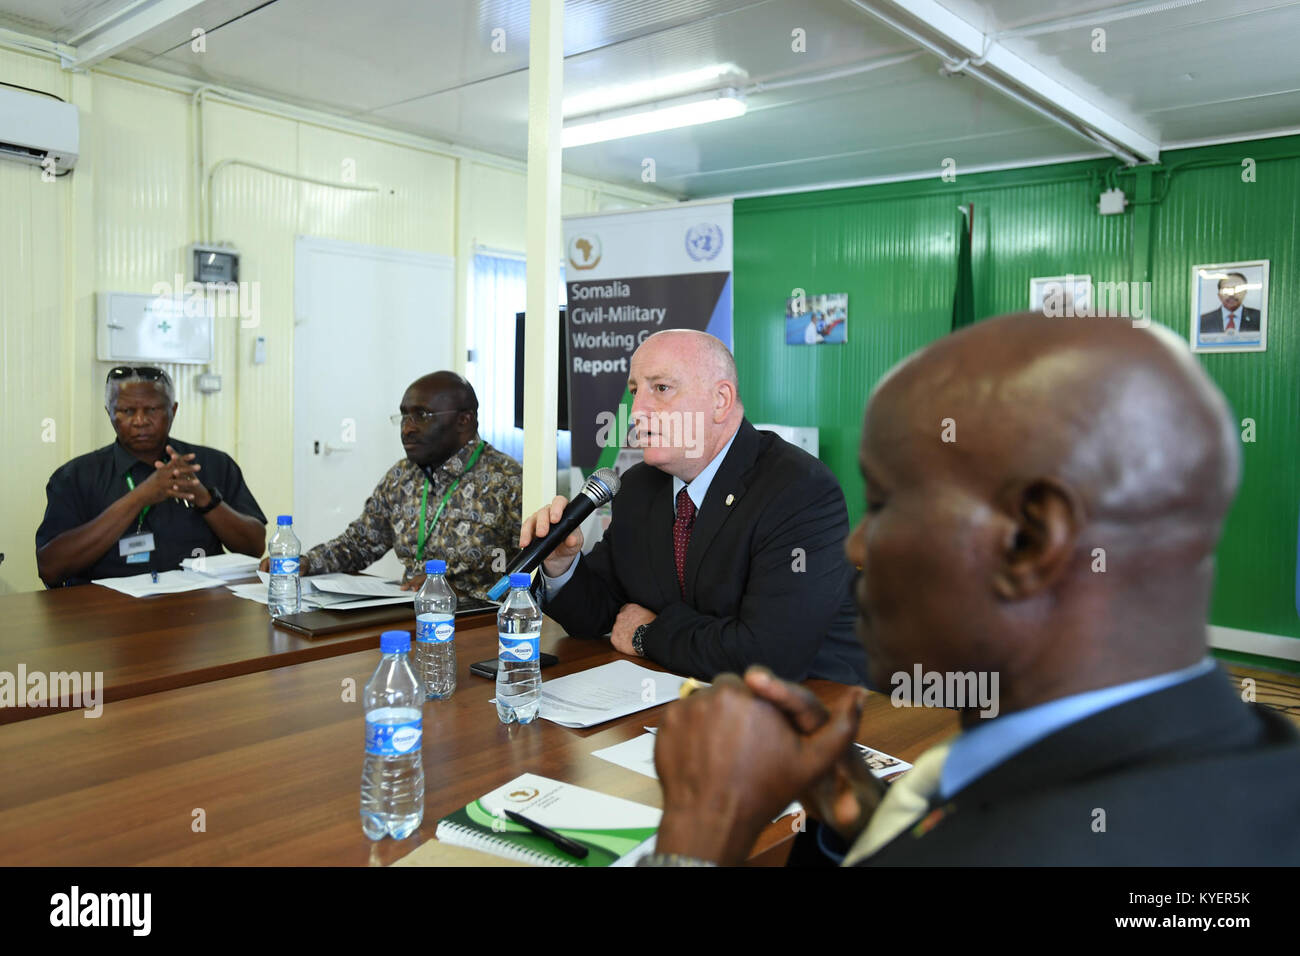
563, 63, 741, 118
562, 89, 746, 148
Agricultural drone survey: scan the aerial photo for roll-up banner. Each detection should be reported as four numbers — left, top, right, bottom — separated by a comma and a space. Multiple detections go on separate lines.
563, 201, 734, 471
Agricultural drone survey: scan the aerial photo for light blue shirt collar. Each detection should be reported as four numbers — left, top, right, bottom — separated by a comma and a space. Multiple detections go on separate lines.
671, 427, 739, 515
938, 656, 1216, 800
1222, 305, 1243, 325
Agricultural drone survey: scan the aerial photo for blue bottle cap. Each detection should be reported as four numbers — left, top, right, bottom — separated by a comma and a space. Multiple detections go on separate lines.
426, 559, 446, 574
380, 630, 410, 654
509, 572, 531, 588
277, 515, 292, 526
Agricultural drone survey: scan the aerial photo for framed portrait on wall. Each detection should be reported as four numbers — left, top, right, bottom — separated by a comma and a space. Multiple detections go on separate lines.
1190, 260, 1268, 353
785, 292, 848, 345
1029, 274, 1092, 316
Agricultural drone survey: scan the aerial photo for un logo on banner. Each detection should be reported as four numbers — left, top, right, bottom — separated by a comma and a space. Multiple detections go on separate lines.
685, 223, 724, 261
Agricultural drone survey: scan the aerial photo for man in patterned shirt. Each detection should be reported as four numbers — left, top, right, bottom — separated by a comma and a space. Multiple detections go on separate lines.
262, 372, 521, 599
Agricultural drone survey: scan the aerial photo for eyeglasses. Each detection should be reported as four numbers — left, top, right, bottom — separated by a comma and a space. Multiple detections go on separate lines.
107, 366, 168, 383
390, 409, 467, 426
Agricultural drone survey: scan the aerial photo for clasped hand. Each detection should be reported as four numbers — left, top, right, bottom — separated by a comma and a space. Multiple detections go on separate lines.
652, 666, 879, 865
134, 445, 210, 507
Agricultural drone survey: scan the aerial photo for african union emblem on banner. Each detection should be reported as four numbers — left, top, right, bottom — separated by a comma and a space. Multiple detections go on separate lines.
568, 233, 602, 272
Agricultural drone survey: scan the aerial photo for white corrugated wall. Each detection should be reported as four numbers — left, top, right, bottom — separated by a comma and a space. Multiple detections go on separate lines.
0, 44, 667, 593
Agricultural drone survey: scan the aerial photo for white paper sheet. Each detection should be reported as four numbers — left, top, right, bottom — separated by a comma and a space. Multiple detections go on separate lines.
591, 733, 659, 779
307, 573, 409, 598
773, 744, 914, 821
233, 575, 410, 610
94, 569, 226, 597
308, 595, 413, 610
537, 660, 689, 728
226, 582, 269, 603
178, 553, 260, 578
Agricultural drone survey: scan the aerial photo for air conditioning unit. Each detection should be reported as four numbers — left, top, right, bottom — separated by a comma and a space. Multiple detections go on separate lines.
0, 87, 79, 172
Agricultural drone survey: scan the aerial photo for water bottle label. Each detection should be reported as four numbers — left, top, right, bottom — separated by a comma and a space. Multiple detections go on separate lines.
270, 557, 299, 575
416, 614, 455, 644
498, 635, 540, 663
365, 717, 423, 756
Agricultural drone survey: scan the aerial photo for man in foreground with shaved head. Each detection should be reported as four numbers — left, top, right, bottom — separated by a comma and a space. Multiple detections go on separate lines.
645, 314, 1300, 865
520, 330, 868, 684
265, 371, 521, 600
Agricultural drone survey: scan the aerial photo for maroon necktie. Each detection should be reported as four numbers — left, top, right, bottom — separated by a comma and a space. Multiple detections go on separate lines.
1226, 312, 1236, 331
673, 487, 696, 595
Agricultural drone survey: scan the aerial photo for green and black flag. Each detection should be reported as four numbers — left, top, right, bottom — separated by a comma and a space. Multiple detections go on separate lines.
951, 205, 974, 332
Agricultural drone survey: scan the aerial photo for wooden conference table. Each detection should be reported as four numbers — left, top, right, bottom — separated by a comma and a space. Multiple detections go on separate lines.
0, 579, 486, 724
0, 583, 959, 866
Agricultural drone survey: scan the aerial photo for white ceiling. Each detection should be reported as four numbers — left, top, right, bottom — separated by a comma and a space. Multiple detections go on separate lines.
2, 0, 1297, 198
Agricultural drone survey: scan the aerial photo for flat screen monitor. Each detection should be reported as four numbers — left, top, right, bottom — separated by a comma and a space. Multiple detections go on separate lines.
513, 309, 569, 431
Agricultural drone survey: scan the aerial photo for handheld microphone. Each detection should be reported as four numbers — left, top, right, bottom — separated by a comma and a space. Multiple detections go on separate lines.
488, 468, 621, 600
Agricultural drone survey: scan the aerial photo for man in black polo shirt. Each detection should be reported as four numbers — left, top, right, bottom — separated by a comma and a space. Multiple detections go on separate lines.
35, 367, 267, 587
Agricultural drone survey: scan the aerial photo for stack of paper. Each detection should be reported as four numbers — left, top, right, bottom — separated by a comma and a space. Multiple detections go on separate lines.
591, 732, 912, 823
594, 735, 910, 786
535, 661, 690, 728
179, 552, 261, 580
94, 570, 227, 598
227, 572, 414, 611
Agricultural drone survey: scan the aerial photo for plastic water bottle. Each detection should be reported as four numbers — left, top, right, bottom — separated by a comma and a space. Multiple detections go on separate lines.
360, 630, 426, 840
415, 559, 457, 699
496, 572, 542, 724
267, 514, 301, 616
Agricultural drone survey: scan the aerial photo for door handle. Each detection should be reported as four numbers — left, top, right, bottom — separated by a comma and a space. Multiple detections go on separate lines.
323, 443, 353, 455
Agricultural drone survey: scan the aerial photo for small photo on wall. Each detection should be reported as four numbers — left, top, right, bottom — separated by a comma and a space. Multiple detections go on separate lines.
1029, 274, 1092, 316
785, 292, 848, 345
1191, 260, 1268, 353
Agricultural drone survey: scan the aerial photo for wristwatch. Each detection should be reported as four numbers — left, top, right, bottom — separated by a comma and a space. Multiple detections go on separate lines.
631, 623, 650, 657
194, 484, 223, 515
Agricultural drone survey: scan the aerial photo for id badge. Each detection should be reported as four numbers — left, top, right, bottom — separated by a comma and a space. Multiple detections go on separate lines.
119, 533, 155, 558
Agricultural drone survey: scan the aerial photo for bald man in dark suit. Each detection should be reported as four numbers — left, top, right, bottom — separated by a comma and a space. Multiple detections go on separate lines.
645, 314, 1300, 867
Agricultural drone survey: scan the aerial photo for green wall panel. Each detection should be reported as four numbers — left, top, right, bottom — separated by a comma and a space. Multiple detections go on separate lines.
734, 135, 1300, 646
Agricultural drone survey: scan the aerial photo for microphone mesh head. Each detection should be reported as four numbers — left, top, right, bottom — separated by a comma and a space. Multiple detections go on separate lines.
583, 467, 621, 504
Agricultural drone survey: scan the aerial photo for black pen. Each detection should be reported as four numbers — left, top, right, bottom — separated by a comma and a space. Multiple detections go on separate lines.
503, 809, 589, 859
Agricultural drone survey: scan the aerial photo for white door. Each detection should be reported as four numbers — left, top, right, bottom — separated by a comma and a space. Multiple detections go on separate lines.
293, 237, 454, 578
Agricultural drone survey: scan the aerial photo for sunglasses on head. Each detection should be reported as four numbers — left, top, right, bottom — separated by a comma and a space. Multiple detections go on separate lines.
107, 366, 168, 383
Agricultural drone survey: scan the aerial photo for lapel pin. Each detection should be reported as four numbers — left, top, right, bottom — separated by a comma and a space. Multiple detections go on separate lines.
725, 494, 735, 506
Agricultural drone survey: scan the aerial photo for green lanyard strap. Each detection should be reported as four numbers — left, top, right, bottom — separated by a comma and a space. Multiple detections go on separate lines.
417, 441, 485, 562
124, 473, 150, 532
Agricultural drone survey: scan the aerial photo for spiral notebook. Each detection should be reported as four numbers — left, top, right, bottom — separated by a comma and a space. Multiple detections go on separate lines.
434, 773, 660, 867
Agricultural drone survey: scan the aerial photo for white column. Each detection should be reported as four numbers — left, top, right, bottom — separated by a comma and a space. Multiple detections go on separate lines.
521, 0, 563, 513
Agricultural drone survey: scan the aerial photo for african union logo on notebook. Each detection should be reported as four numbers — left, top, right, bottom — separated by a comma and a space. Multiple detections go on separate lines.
685, 222, 724, 261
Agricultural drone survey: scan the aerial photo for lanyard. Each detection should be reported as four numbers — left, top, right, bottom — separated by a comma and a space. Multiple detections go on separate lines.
417, 441, 485, 562
124, 473, 150, 532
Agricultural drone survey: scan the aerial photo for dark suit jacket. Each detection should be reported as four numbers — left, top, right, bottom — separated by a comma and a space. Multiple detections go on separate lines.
1199, 306, 1261, 334
791, 668, 1300, 865
544, 420, 868, 685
